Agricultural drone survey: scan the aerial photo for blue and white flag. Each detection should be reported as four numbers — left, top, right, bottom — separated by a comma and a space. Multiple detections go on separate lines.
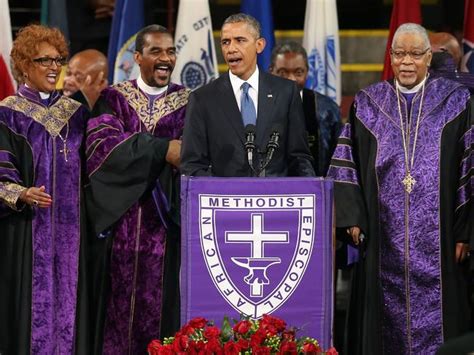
107, 0, 144, 84
303, 0, 341, 105
241, 0, 275, 71
171, 0, 218, 90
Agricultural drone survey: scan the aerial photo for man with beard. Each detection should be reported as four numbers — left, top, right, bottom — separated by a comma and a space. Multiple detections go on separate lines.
63, 49, 108, 110
85, 24, 189, 355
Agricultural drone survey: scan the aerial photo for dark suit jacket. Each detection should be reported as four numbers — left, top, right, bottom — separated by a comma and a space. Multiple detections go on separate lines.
181, 71, 315, 177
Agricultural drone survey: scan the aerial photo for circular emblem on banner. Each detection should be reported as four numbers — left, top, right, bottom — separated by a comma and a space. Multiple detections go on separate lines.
114, 34, 140, 84
307, 48, 325, 92
181, 62, 207, 90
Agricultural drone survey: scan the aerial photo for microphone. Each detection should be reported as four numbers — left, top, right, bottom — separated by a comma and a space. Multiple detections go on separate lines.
244, 124, 257, 175
262, 125, 281, 170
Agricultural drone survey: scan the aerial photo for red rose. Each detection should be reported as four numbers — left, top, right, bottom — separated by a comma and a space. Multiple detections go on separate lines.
157, 344, 174, 355
147, 339, 161, 355
325, 347, 339, 355
204, 325, 221, 339
252, 345, 272, 355
204, 338, 223, 354
189, 317, 208, 329
180, 324, 195, 336
279, 340, 298, 354
237, 338, 250, 351
187, 341, 206, 355
261, 314, 286, 333
223, 340, 241, 355
302, 342, 322, 354
250, 328, 266, 347
233, 320, 252, 335
172, 334, 189, 352
282, 330, 295, 341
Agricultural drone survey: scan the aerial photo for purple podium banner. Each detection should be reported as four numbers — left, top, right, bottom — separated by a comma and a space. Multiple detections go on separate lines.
180, 177, 334, 348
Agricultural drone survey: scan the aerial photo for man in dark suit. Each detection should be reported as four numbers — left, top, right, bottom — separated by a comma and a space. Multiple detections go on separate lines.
181, 13, 314, 177
269, 42, 341, 176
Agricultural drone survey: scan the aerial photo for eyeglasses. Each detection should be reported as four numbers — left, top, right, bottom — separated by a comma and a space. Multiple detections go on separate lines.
32, 57, 67, 67
390, 49, 430, 60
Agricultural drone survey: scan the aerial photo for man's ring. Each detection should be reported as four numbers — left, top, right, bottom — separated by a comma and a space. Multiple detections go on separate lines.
33, 200, 38, 206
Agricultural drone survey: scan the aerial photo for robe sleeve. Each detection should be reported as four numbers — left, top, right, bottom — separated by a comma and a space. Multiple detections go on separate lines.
85, 94, 170, 236
327, 103, 368, 233
453, 99, 473, 266
0, 122, 29, 215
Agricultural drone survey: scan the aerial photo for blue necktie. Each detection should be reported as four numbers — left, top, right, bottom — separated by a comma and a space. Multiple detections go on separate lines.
241, 82, 257, 126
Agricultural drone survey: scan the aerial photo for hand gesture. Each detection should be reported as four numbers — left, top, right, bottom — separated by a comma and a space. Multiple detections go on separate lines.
80, 71, 106, 109
346, 226, 362, 245
166, 139, 181, 168
19, 185, 52, 208
455, 242, 470, 264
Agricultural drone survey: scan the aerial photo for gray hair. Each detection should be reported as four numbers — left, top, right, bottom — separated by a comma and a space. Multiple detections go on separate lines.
270, 41, 309, 70
222, 13, 261, 39
392, 23, 430, 49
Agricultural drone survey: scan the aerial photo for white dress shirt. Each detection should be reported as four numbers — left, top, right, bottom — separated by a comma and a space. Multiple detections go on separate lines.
228, 67, 259, 115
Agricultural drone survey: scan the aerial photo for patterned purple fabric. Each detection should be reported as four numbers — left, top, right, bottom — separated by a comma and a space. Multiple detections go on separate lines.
350, 77, 470, 353
87, 80, 189, 354
0, 85, 86, 354
456, 127, 473, 210
327, 124, 359, 185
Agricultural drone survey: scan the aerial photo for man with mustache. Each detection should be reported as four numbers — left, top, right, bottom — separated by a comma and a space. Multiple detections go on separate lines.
85, 24, 189, 355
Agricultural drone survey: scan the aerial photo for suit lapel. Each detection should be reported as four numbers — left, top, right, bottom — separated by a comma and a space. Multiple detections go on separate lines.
256, 72, 275, 148
216, 73, 246, 145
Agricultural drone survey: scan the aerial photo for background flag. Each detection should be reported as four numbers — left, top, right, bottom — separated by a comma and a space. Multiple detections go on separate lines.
462, 0, 474, 73
0, 0, 15, 99
171, 0, 218, 90
240, 0, 275, 71
303, 0, 341, 105
40, 0, 69, 40
107, 0, 144, 83
381, 0, 422, 80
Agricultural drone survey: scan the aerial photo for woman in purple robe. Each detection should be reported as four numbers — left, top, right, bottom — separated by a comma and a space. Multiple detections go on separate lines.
85, 25, 187, 354
328, 23, 473, 354
0, 25, 89, 354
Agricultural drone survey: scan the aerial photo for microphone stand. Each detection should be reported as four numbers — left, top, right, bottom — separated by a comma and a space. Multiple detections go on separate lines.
259, 131, 280, 176
244, 124, 258, 176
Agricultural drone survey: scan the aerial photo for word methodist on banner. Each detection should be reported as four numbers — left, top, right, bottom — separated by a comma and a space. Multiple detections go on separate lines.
180, 177, 334, 349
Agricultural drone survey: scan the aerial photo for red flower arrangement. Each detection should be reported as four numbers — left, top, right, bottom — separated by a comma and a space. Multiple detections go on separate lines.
148, 314, 338, 354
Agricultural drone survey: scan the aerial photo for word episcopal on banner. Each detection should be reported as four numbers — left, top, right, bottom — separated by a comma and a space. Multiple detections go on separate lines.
180, 177, 334, 349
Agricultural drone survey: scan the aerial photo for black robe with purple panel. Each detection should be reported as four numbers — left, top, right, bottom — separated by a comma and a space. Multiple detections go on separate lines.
85, 80, 189, 355
328, 77, 473, 354
0, 86, 89, 355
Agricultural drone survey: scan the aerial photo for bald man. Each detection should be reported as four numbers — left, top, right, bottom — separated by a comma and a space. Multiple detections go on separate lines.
63, 49, 108, 109
429, 32, 463, 69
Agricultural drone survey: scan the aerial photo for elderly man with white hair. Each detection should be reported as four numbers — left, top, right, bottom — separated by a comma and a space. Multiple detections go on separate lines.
328, 23, 473, 354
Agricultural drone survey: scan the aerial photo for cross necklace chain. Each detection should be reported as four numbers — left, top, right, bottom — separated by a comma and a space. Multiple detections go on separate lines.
395, 79, 426, 194
58, 122, 70, 162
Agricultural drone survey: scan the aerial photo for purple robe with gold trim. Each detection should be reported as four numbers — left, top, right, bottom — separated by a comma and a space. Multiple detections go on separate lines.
86, 80, 189, 355
0, 85, 88, 355
328, 77, 473, 354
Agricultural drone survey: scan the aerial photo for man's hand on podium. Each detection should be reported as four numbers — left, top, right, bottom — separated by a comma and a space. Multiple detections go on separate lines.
166, 139, 181, 168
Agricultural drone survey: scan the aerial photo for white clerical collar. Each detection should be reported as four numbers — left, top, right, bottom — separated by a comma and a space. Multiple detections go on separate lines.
137, 75, 168, 95
396, 75, 428, 94
25, 83, 50, 99
229, 66, 259, 93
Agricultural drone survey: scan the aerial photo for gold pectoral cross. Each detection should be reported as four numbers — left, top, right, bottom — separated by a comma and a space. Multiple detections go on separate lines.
60, 142, 69, 162
402, 172, 416, 193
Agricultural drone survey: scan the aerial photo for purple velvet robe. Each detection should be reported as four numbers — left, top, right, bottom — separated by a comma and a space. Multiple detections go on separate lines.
328, 77, 473, 354
0, 85, 88, 354
86, 80, 189, 354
